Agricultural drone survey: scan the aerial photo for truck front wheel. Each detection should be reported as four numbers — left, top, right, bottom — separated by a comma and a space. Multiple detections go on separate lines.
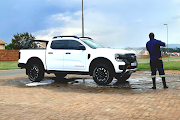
93, 63, 113, 85
27, 64, 44, 82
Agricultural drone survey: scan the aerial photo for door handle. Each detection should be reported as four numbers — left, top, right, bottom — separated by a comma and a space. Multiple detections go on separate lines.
66, 52, 71, 54
48, 52, 53, 54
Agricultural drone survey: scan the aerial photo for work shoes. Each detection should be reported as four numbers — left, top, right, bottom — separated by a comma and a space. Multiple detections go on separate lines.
152, 87, 156, 89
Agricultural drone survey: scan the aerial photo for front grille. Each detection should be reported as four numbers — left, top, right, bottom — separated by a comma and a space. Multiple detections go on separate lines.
124, 54, 136, 63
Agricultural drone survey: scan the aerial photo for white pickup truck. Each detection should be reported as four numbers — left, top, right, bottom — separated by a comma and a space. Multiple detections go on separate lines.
18, 36, 137, 85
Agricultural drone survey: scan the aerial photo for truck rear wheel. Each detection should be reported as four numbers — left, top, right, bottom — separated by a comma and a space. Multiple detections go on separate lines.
27, 63, 44, 82
93, 63, 113, 85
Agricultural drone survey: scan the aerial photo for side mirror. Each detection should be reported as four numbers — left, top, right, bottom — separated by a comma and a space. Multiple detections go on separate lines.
78, 45, 86, 50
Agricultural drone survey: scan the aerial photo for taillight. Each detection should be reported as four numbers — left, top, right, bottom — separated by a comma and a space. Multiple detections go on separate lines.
19, 52, 21, 59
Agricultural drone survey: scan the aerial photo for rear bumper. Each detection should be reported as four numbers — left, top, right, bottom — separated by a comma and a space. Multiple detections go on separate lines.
18, 63, 26, 69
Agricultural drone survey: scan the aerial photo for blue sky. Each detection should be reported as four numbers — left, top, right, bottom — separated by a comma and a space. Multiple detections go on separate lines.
0, 0, 180, 48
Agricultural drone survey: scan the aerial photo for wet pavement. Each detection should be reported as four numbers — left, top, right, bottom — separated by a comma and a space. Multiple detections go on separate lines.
3, 70, 180, 93
0, 71, 180, 120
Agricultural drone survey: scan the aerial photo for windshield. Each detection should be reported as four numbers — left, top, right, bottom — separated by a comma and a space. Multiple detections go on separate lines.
81, 39, 105, 49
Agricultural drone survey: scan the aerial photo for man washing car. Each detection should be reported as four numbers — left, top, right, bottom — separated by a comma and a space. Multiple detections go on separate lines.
146, 32, 168, 89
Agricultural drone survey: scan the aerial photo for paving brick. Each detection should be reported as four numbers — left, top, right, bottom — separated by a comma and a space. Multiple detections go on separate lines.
0, 71, 180, 120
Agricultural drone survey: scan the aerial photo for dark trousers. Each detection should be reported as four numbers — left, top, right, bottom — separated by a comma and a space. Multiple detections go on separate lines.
150, 59, 165, 78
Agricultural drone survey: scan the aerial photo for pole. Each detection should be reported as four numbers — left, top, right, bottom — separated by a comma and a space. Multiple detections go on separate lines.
164, 24, 169, 61
167, 25, 169, 61
82, 0, 84, 37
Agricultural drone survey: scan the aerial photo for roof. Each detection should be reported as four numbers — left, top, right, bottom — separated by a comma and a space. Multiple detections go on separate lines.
0, 39, 7, 45
52, 36, 92, 39
34, 39, 49, 41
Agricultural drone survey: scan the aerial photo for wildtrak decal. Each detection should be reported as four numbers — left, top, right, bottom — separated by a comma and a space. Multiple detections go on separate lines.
75, 65, 84, 67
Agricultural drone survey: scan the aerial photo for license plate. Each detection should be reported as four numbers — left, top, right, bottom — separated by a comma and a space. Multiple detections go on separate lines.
131, 62, 137, 66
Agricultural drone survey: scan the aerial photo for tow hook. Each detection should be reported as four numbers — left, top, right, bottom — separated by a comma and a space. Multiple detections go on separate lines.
126, 65, 131, 69
122, 59, 130, 73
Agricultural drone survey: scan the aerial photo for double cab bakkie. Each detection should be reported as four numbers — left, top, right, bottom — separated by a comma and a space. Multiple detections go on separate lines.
18, 36, 138, 85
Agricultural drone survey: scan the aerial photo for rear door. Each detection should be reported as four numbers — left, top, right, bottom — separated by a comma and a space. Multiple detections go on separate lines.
63, 40, 87, 71
46, 40, 67, 70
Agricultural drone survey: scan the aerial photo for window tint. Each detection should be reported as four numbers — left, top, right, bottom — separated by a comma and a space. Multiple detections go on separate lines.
51, 40, 67, 49
68, 40, 83, 50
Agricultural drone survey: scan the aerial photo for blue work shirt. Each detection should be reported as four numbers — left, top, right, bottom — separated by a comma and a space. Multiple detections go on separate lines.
146, 39, 166, 60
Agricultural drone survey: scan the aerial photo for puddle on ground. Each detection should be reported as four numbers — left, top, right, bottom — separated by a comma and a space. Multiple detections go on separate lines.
21, 76, 160, 91
53, 76, 155, 92
3, 72, 178, 92
17, 76, 153, 91
26, 80, 54, 86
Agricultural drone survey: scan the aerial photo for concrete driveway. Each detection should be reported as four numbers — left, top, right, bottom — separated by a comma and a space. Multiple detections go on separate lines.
0, 69, 26, 77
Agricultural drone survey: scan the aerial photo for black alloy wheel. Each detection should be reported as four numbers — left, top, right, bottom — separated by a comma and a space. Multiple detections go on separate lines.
28, 64, 44, 82
93, 64, 113, 85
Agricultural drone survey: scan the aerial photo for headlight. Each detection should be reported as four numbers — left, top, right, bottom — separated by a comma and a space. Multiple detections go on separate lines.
115, 54, 125, 61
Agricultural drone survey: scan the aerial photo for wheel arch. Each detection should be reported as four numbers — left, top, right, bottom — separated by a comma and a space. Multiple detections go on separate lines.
26, 57, 45, 75
89, 57, 115, 76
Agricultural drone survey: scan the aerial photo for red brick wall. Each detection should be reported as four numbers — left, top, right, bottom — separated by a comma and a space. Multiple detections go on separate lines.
0, 50, 20, 61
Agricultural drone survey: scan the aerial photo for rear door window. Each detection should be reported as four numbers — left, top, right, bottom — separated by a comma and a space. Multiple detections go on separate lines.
51, 40, 67, 49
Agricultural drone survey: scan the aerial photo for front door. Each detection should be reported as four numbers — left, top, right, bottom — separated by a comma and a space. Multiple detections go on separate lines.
63, 40, 86, 71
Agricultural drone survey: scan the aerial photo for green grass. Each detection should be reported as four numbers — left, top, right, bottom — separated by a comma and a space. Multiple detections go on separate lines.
0, 61, 20, 70
137, 58, 150, 62
137, 56, 180, 62
1, 60, 180, 71
138, 61, 180, 71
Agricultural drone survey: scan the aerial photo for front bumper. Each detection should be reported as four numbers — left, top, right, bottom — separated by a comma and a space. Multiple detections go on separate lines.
115, 59, 138, 74
119, 65, 137, 73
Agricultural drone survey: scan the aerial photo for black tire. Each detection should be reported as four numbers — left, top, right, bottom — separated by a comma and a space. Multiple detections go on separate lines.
54, 73, 67, 78
93, 63, 113, 85
27, 63, 44, 82
115, 73, 131, 82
